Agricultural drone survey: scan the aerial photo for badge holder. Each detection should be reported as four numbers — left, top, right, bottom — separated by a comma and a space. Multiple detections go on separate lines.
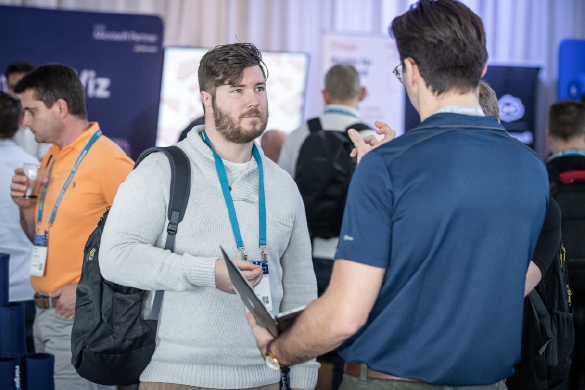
30, 224, 49, 277
251, 248, 272, 312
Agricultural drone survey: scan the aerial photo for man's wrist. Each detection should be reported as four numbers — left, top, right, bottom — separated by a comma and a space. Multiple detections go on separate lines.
264, 339, 288, 370
264, 339, 274, 359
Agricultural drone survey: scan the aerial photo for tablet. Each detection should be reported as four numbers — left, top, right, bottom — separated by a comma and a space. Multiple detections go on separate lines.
220, 246, 305, 337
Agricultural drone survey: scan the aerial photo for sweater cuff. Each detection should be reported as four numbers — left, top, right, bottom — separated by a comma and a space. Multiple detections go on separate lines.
183, 254, 217, 287
290, 361, 320, 390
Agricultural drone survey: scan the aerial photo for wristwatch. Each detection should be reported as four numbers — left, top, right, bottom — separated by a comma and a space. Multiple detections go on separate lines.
265, 340, 282, 370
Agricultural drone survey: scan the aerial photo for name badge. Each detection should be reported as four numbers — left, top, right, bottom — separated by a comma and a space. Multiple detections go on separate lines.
30, 233, 48, 277
251, 260, 272, 311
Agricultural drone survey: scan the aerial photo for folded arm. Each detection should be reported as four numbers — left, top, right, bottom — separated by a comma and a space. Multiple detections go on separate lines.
99, 154, 218, 291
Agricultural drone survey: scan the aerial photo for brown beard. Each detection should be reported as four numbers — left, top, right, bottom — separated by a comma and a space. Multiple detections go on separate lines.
213, 104, 268, 144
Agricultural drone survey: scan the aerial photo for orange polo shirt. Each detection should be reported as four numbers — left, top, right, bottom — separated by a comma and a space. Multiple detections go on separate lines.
32, 122, 133, 293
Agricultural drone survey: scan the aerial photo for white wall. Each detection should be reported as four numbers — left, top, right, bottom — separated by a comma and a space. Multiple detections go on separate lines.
3, 0, 585, 157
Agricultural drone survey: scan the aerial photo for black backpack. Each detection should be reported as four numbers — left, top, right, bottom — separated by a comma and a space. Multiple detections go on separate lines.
294, 118, 371, 239
71, 146, 191, 386
528, 244, 574, 388
548, 165, 585, 264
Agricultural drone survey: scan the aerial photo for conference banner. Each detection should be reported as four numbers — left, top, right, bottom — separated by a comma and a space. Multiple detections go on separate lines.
558, 39, 585, 101
322, 33, 405, 136
404, 65, 540, 149
0, 6, 164, 160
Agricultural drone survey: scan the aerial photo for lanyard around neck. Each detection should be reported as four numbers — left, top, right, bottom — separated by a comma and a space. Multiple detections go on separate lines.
323, 108, 359, 118
201, 129, 266, 260
37, 129, 102, 233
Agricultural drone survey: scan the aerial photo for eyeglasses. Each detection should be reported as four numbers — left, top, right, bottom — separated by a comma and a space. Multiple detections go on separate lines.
393, 64, 403, 83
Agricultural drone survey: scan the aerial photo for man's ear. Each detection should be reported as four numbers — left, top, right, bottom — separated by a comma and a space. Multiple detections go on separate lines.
481, 62, 488, 78
201, 91, 213, 114
404, 58, 418, 89
53, 98, 69, 119
358, 87, 367, 102
322, 89, 330, 105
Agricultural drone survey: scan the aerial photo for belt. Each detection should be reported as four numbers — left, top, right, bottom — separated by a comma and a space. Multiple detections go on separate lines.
33, 293, 58, 309
344, 363, 422, 382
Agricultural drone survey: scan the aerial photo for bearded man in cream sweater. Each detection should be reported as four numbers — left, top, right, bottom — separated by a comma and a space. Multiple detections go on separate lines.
100, 43, 319, 390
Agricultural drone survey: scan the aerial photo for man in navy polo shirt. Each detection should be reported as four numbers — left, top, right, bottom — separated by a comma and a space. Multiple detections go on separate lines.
246, 1, 549, 389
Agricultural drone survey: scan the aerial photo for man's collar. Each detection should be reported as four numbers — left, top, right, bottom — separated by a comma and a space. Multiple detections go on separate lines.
412, 111, 504, 132
323, 104, 361, 119
58, 122, 100, 152
433, 105, 485, 117
547, 149, 585, 162
0, 139, 16, 147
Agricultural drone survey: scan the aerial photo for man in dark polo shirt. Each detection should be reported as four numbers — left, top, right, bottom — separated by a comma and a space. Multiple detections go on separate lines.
246, 1, 549, 389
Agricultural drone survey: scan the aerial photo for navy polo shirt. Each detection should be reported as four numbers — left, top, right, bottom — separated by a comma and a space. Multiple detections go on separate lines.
335, 113, 549, 386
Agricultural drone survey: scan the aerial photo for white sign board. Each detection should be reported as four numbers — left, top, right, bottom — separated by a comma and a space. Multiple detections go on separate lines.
322, 33, 405, 136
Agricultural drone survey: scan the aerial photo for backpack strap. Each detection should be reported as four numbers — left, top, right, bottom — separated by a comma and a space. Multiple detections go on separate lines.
307, 118, 323, 133
528, 288, 553, 355
345, 123, 372, 132
135, 146, 191, 321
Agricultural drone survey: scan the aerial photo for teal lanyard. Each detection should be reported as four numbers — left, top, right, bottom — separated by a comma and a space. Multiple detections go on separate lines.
323, 108, 359, 118
201, 129, 267, 260
37, 129, 102, 233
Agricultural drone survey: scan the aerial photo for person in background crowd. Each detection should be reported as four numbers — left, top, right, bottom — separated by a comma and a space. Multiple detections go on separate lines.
546, 100, 585, 390
476, 79, 570, 390
278, 63, 376, 390
479, 81, 500, 119
279, 64, 373, 178
10, 64, 134, 390
261, 129, 286, 163
99, 42, 318, 390
0, 91, 37, 353
246, 1, 549, 389
5, 62, 51, 159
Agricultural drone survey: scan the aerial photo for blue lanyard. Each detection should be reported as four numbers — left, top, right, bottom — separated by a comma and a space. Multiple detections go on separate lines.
323, 108, 359, 118
37, 129, 102, 233
201, 130, 267, 260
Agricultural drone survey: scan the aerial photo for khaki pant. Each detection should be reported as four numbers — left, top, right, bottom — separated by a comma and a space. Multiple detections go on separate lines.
339, 372, 507, 390
139, 382, 280, 390
33, 307, 102, 390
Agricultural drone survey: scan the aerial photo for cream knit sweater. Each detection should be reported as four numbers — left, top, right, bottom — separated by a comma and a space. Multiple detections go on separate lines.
100, 127, 319, 389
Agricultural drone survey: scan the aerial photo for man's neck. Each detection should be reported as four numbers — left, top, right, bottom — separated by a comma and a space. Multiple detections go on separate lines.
203, 119, 253, 163
55, 119, 90, 149
327, 99, 359, 109
418, 89, 480, 122
549, 139, 585, 155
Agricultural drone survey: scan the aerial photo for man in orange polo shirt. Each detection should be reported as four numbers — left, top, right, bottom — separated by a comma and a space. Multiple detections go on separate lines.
10, 64, 133, 390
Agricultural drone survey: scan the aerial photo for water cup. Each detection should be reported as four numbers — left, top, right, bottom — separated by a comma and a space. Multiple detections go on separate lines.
23, 163, 40, 199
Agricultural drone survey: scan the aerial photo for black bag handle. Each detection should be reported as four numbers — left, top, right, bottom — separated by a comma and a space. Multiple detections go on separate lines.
345, 122, 372, 132
135, 146, 191, 320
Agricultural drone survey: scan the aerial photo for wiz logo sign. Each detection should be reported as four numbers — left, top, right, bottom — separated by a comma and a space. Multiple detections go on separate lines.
79, 69, 111, 99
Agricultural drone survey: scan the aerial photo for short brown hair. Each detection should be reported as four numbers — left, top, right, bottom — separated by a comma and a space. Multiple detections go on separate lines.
198, 43, 267, 110
0, 92, 21, 139
479, 81, 499, 119
548, 101, 585, 141
390, 0, 488, 96
325, 65, 361, 101
14, 64, 88, 119
4, 62, 35, 80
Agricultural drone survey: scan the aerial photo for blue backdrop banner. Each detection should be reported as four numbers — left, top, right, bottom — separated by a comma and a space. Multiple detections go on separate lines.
0, 5, 164, 160
558, 39, 585, 102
